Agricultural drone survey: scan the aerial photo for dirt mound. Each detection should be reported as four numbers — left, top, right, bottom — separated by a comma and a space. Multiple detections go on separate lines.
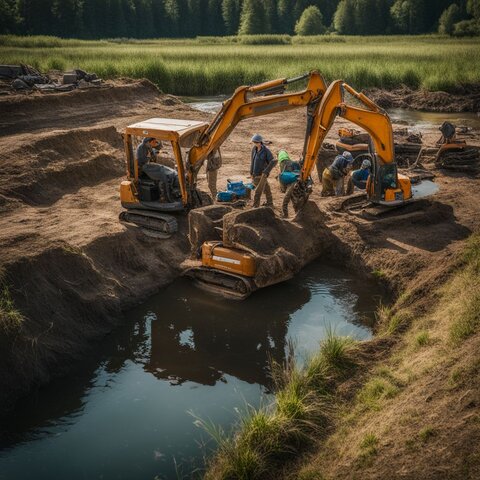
0, 79, 181, 136
223, 204, 332, 288
0, 126, 124, 205
366, 85, 480, 113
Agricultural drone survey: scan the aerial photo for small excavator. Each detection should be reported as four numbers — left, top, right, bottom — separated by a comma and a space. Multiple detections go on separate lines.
119, 71, 327, 235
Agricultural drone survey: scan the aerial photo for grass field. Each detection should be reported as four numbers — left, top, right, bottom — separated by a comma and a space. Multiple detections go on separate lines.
1, 35, 479, 96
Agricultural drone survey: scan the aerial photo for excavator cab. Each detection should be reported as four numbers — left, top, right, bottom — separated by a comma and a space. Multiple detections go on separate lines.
119, 118, 209, 236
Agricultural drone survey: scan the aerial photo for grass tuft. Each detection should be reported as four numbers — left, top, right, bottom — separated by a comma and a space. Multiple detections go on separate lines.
415, 331, 431, 347
0, 275, 23, 335
358, 432, 379, 466
372, 269, 386, 279
418, 426, 437, 443
202, 332, 357, 479
357, 376, 399, 411
376, 303, 412, 335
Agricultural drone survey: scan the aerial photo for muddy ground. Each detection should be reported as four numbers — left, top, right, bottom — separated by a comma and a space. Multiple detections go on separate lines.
0, 81, 479, 475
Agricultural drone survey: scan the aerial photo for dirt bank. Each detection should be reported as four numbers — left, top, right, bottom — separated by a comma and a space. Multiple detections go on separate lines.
0, 80, 479, 478
367, 83, 480, 113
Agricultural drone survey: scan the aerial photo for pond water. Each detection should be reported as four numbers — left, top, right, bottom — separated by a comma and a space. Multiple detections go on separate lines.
0, 262, 384, 480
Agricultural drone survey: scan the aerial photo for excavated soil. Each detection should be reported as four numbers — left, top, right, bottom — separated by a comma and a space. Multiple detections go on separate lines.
366, 84, 480, 113
0, 78, 479, 451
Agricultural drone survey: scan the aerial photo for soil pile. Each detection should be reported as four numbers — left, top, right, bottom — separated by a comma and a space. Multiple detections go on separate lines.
367, 84, 480, 113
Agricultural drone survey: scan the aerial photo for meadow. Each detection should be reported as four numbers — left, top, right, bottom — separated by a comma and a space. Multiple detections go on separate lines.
1, 35, 479, 96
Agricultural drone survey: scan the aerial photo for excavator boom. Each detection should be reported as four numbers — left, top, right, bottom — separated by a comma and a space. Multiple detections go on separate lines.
185, 71, 327, 197
283, 79, 411, 215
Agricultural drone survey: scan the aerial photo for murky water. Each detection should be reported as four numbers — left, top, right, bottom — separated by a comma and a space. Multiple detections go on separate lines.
183, 96, 480, 129
0, 262, 384, 480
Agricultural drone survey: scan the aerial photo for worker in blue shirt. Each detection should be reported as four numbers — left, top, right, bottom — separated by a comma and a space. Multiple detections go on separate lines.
346, 158, 372, 194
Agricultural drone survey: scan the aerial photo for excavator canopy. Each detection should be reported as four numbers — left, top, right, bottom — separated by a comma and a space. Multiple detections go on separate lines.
125, 117, 208, 144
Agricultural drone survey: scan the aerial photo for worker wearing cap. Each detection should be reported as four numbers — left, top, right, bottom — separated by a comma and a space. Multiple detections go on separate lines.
250, 133, 274, 207
136, 137, 162, 177
349, 159, 372, 192
321, 151, 354, 196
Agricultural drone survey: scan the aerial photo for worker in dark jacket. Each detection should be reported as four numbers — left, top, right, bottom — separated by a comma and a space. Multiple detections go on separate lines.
321, 151, 354, 196
136, 137, 162, 177
250, 133, 274, 207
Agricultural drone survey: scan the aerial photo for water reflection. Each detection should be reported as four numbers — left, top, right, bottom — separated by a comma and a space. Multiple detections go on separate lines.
142, 278, 311, 387
0, 261, 382, 480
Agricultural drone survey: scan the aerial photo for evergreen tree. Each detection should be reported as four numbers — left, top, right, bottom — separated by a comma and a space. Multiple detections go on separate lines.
264, 0, 279, 33
51, 0, 83, 37
164, 0, 180, 36
467, 0, 480, 18
293, 0, 309, 22
237, 0, 266, 34
334, 0, 356, 33
315, 0, 341, 27
207, 0, 225, 35
295, 5, 326, 34
438, 3, 461, 34
390, 0, 424, 33
222, 0, 241, 35
0, 0, 20, 34
16, 0, 55, 35
277, 0, 295, 34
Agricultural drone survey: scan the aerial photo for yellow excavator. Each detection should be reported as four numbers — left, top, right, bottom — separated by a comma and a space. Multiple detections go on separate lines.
119, 71, 327, 235
281, 79, 413, 216
187, 80, 421, 299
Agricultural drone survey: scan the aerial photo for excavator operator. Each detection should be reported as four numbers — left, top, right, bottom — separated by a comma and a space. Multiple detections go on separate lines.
136, 137, 162, 179
321, 151, 354, 197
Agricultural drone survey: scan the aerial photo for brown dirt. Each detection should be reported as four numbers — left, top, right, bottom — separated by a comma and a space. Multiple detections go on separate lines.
0, 79, 479, 477
366, 84, 480, 113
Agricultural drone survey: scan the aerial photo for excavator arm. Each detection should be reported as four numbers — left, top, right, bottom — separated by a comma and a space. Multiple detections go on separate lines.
185, 71, 327, 202
284, 80, 409, 214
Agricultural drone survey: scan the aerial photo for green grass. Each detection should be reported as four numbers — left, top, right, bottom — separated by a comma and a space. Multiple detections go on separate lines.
415, 330, 431, 347
357, 375, 400, 411
1, 35, 479, 95
0, 278, 23, 335
418, 426, 437, 443
201, 332, 358, 479
448, 234, 480, 344
359, 432, 379, 456
376, 303, 412, 335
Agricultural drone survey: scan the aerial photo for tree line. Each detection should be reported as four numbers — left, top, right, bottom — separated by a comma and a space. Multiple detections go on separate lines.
1, 0, 479, 38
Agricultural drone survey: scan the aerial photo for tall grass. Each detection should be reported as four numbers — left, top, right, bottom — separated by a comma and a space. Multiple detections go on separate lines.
201, 331, 357, 479
1, 35, 479, 95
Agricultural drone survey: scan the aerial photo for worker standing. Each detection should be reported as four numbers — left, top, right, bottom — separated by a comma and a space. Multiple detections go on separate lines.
321, 151, 354, 196
250, 134, 274, 207
346, 159, 372, 194
206, 148, 222, 198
